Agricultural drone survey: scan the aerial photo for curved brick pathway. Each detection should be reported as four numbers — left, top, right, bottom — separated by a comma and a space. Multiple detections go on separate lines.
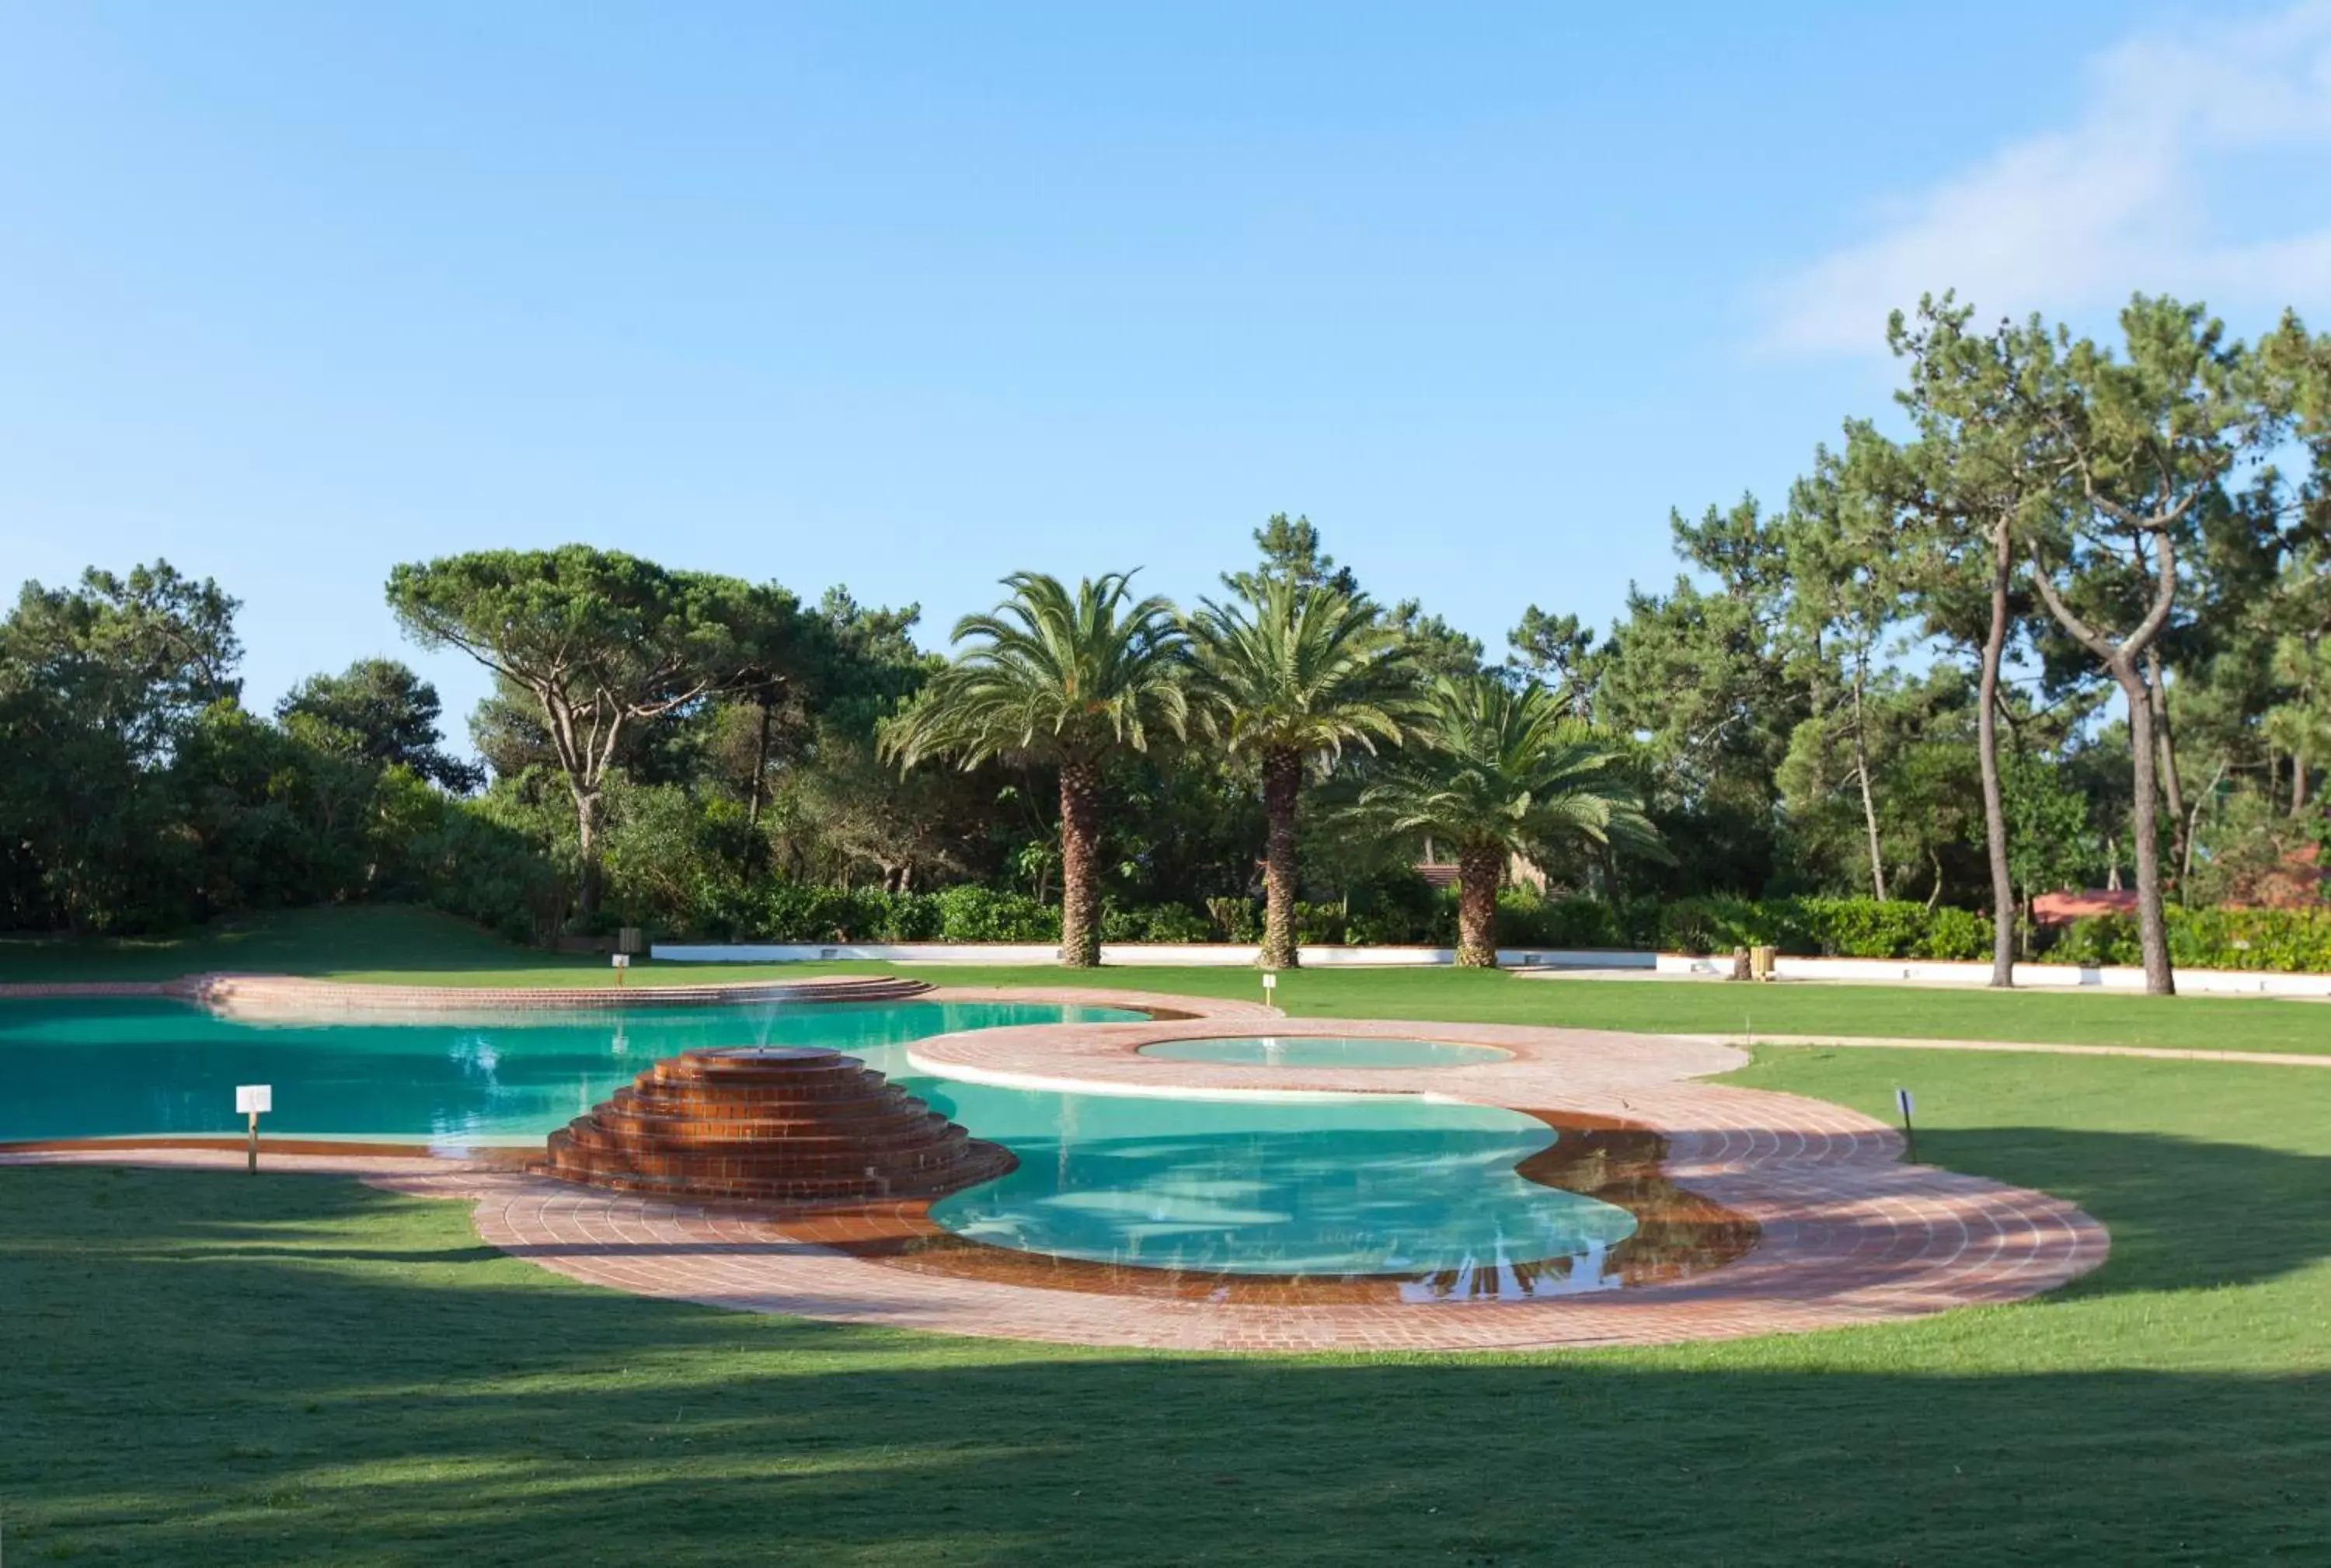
0, 987, 2113, 1352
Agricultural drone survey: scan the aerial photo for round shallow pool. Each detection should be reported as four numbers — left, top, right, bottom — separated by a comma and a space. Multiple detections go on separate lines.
923, 1082, 1632, 1277
1138, 1034, 1511, 1068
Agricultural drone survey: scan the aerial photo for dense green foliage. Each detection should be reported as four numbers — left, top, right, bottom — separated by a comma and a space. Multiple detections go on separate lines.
2049, 904, 2331, 974
5, 304, 2326, 969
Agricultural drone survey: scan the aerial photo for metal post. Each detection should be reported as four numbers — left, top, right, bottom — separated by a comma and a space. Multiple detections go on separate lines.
247, 1109, 259, 1173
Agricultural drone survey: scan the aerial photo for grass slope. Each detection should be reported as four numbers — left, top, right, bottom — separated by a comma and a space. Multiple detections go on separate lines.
8, 906, 2326, 1054
5, 1047, 2328, 1565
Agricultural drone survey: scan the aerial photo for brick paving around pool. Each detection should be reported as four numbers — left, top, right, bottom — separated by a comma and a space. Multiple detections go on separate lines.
0, 983, 2110, 1352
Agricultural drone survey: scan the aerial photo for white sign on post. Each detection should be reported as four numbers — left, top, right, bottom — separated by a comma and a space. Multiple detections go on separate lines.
237, 1083, 271, 1173
1894, 1088, 1915, 1119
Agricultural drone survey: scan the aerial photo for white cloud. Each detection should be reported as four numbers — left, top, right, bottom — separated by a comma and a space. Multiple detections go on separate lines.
1762, 1, 2331, 356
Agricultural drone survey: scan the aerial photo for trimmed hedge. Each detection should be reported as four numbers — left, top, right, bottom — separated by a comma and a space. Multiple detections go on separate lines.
688, 883, 1061, 945
1643, 896, 1992, 961
639, 877, 2331, 973
2044, 907, 2331, 974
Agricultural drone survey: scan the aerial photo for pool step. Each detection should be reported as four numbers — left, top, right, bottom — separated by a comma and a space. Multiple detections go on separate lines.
536, 1045, 1012, 1204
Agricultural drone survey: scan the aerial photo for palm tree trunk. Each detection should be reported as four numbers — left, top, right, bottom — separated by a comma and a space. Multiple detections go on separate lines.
1455, 844, 1502, 969
1057, 758, 1103, 968
1260, 747, 1301, 970
1977, 517, 2016, 988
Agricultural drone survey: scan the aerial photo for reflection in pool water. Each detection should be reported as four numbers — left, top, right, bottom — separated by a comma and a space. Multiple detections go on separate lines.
1138, 1034, 1510, 1068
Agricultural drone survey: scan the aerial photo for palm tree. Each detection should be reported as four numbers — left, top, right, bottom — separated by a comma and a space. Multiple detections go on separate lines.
1187, 581, 1416, 968
1358, 674, 1662, 968
880, 570, 1187, 967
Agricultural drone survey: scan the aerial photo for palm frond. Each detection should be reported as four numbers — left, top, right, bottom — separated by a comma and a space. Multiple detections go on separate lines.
880, 570, 1189, 772
1185, 580, 1423, 767
1348, 671, 1667, 866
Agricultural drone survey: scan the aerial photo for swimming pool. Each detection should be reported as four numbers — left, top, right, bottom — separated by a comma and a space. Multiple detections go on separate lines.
0, 997, 1639, 1281
0, 997, 1137, 1145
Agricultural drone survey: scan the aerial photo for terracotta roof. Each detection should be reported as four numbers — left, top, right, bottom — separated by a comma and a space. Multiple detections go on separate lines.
2032, 890, 2139, 925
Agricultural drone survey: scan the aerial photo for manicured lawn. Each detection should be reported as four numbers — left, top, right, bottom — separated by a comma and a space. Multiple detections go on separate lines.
11, 905, 2324, 1054
6, 1046, 2327, 1565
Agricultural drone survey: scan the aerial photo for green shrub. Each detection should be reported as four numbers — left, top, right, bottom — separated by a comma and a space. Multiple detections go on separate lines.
2045, 907, 2331, 973
1292, 901, 1349, 945
1652, 896, 1986, 960
1795, 897, 1936, 959
1654, 895, 1805, 955
1918, 904, 1991, 960
1103, 902, 1215, 944
931, 884, 1057, 943
1204, 897, 1263, 943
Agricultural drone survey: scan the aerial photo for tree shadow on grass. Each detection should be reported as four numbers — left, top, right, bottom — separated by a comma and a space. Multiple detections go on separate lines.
5, 1145, 2329, 1566
1911, 1123, 2331, 1299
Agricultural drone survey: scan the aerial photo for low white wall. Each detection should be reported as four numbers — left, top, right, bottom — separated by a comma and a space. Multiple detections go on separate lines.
1654, 951, 2331, 998
648, 940, 2329, 995
649, 941, 1657, 970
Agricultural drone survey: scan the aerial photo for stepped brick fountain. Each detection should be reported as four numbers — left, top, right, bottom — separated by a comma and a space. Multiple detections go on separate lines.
540, 1046, 1012, 1203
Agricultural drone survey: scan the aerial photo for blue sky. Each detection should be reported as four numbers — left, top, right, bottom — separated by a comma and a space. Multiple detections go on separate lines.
5, 2, 2329, 741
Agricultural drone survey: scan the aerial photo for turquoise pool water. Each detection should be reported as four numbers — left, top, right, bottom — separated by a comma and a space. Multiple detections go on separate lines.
0, 998, 1639, 1279
1138, 1034, 1510, 1068
0, 998, 1136, 1145
922, 1084, 1632, 1276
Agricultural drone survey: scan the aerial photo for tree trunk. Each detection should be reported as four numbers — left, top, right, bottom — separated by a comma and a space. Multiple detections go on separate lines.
2146, 647, 2186, 890
1851, 655, 1887, 901
1259, 747, 1302, 970
573, 786, 601, 924
1977, 518, 2016, 988
2117, 660, 2176, 995
744, 699, 774, 876
2295, 750, 2310, 816
1455, 843, 1503, 968
2026, 523, 2180, 998
1057, 758, 1103, 968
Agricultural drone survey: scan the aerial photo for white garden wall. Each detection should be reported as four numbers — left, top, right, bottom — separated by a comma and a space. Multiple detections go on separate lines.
650, 939, 2331, 995
649, 942, 1656, 970
1652, 952, 2331, 998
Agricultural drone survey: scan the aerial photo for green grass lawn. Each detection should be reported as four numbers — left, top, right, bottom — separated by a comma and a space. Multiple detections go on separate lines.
5, 1045, 2327, 1566
8, 904, 2326, 1054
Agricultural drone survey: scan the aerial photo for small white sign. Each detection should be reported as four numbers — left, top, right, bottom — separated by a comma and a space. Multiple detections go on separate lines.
1261, 972, 1277, 990
236, 1084, 273, 1115
1895, 1088, 1915, 1118
611, 953, 631, 969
